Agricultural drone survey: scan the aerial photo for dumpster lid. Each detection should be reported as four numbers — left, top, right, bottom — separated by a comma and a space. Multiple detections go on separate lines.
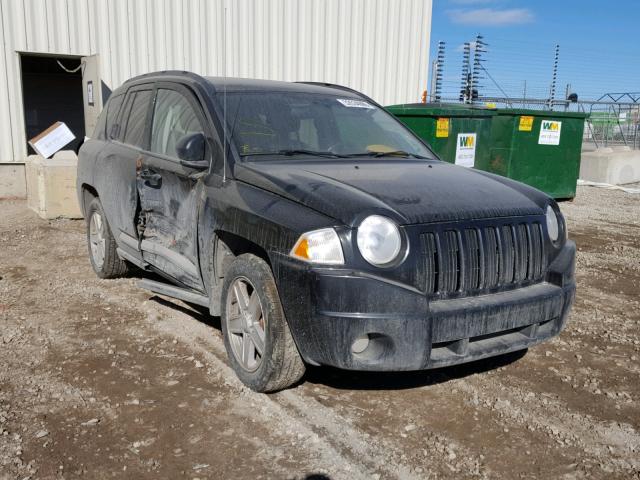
386, 103, 497, 118
493, 108, 588, 119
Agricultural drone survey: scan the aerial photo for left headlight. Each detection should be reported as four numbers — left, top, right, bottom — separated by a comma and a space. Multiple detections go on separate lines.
290, 228, 345, 265
546, 204, 561, 243
357, 215, 403, 266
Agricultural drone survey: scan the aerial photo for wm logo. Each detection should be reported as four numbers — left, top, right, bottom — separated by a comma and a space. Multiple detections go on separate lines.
459, 135, 475, 147
542, 121, 559, 131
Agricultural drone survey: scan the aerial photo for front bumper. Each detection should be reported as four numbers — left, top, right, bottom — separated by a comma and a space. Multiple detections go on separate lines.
273, 240, 576, 371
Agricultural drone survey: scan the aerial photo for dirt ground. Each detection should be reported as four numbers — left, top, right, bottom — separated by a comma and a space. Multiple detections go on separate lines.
1, 185, 639, 480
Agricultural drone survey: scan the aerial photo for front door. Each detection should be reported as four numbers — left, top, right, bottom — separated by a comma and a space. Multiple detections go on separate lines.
137, 84, 210, 291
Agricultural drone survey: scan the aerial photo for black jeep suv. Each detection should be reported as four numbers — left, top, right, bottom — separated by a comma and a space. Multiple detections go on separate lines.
77, 71, 575, 392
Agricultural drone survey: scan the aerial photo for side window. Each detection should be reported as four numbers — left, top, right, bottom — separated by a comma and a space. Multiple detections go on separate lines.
122, 90, 152, 148
104, 94, 125, 140
150, 89, 204, 159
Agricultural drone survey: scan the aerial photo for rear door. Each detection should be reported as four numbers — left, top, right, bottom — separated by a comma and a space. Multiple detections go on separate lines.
93, 85, 153, 258
137, 83, 210, 291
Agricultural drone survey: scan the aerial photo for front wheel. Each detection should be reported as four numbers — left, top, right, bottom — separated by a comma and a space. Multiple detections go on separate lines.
221, 254, 305, 392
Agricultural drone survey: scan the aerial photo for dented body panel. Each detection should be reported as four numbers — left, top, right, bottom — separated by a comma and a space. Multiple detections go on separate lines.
78, 72, 575, 372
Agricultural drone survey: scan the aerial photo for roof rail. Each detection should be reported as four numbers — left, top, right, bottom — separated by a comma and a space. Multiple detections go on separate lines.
124, 70, 208, 85
295, 81, 379, 106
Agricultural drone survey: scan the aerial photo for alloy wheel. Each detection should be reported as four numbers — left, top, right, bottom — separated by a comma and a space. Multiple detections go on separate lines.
226, 277, 266, 372
89, 211, 106, 269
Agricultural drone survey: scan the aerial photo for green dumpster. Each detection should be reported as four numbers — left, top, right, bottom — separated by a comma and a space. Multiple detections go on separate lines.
479, 109, 587, 199
386, 103, 496, 167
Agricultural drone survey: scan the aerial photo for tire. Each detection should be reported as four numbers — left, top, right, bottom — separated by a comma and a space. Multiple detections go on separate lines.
85, 197, 130, 279
221, 254, 305, 392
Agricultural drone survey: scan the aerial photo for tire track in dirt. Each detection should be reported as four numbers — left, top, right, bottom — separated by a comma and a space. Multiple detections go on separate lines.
142, 299, 430, 479
454, 374, 640, 476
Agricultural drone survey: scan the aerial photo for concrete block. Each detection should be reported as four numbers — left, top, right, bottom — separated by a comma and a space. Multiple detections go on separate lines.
25, 151, 83, 219
579, 148, 640, 186
0, 163, 27, 198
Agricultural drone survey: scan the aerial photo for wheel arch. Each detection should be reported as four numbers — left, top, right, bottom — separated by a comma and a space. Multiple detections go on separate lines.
80, 183, 99, 217
208, 230, 273, 316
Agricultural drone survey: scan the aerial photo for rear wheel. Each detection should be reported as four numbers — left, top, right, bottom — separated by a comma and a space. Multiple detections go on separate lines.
86, 197, 129, 278
221, 254, 305, 392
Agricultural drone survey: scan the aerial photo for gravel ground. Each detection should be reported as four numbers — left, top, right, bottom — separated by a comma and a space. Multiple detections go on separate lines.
0, 185, 639, 479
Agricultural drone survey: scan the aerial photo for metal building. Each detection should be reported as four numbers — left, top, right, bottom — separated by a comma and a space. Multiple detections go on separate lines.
0, 0, 433, 197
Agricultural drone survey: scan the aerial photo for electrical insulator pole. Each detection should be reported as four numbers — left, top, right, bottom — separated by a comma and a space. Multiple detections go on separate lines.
461, 42, 471, 103
472, 34, 485, 103
548, 44, 560, 110
433, 41, 445, 102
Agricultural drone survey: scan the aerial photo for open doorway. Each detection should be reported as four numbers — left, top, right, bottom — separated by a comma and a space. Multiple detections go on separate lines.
20, 54, 86, 154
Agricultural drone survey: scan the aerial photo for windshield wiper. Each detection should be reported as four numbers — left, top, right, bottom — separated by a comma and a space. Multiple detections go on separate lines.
277, 149, 346, 158
242, 149, 345, 158
343, 150, 429, 159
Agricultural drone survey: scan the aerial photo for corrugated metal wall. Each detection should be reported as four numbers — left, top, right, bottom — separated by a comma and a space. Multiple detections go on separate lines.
0, 0, 432, 164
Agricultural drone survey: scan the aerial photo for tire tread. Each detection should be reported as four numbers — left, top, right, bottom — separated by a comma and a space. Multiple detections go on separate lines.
86, 197, 130, 279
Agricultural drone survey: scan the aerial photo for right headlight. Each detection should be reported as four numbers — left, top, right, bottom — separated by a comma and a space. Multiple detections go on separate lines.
546, 204, 561, 242
357, 215, 403, 266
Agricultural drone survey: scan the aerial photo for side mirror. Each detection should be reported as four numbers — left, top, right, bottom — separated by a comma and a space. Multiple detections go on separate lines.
176, 132, 208, 169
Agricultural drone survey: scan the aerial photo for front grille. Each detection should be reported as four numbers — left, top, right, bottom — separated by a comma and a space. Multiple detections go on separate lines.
421, 221, 545, 296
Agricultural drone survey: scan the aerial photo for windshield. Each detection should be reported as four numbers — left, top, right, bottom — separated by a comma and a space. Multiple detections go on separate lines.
224, 92, 435, 159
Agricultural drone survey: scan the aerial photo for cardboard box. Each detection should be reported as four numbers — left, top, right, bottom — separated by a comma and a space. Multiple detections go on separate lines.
28, 122, 76, 159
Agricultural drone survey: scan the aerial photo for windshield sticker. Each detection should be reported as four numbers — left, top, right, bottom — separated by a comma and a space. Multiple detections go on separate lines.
337, 98, 375, 109
455, 133, 476, 168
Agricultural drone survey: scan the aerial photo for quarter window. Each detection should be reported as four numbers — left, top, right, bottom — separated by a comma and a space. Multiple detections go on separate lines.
150, 89, 204, 158
104, 94, 125, 140
122, 90, 152, 147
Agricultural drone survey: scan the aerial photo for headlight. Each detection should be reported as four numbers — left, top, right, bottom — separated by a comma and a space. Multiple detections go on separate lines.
357, 215, 402, 266
546, 204, 560, 242
290, 228, 344, 265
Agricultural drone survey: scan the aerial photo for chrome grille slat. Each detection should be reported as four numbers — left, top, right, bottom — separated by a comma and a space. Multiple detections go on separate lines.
421, 221, 545, 297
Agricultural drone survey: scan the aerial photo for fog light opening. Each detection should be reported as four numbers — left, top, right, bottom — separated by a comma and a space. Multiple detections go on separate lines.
351, 334, 370, 354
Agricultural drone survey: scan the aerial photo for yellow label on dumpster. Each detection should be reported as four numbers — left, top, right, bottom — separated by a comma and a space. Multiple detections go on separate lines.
436, 118, 449, 137
519, 115, 534, 132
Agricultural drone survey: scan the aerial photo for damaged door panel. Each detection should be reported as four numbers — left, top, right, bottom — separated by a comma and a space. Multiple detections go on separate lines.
136, 84, 210, 291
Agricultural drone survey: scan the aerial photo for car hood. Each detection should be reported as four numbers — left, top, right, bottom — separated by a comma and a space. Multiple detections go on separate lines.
234, 159, 548, 227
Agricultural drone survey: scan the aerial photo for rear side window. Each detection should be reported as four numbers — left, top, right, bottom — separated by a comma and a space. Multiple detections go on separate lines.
121, 90, 152, 148
103, 94, 125, 140
150, 89, 204, 158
